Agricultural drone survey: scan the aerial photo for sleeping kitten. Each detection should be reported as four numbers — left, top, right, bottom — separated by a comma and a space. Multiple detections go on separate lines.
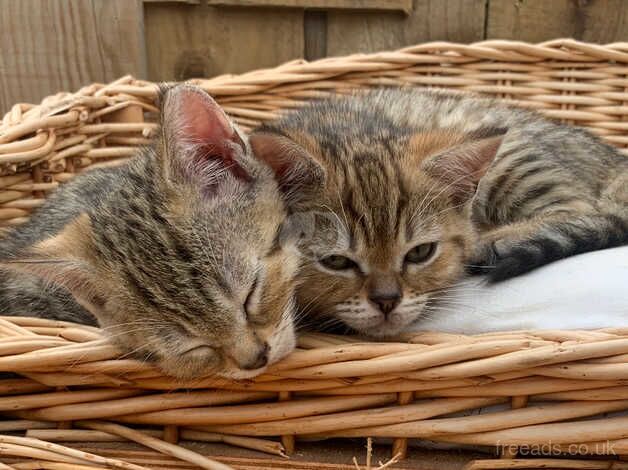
0, 85, 299, 379
250, 87, 628, 337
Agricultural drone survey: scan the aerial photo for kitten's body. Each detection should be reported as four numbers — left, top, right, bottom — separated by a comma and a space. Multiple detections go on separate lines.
0, 85, 299, 378
251, 88, 628, 337
0, 163, 125, 325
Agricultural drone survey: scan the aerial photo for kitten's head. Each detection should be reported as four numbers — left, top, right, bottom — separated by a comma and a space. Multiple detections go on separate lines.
6, 85, 299, 378
251, 95, 504, 337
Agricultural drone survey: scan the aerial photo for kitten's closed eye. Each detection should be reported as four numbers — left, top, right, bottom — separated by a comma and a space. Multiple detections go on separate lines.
244, 274, 259, 321
404, 242, 438, 264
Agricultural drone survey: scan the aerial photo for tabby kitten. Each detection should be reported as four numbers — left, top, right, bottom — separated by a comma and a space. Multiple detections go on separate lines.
0, 85, 299, 378
251, 88, 628, 337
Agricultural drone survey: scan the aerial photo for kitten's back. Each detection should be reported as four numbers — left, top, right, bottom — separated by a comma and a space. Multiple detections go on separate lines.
0, 159, 148, 324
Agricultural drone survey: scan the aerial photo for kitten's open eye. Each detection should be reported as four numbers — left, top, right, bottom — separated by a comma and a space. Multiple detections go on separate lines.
244, 275, 259, 319
404, 242, 438, 264
319, 255, 358, 271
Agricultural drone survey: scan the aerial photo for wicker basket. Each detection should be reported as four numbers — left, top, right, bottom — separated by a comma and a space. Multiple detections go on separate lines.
1, 39, 628, 470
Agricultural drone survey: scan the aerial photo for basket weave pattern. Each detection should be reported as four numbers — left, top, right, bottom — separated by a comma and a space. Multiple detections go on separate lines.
1, 40, 628, 469
2, 317, 628, 469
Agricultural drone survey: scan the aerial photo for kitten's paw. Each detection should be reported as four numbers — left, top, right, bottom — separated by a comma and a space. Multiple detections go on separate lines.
468, 236, 532, 282
466, 236, 503, 275
486, 247, 533, 282
485, 237, 547, 283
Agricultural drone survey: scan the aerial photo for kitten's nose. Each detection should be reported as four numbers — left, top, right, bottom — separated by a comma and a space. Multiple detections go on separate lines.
368, 292, 401, 317
240, 342, 269, 370
367, 274, 402, 318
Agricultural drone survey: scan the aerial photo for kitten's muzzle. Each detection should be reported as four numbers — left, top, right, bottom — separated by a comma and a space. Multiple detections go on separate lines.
239, 341, 269, 370
368, 292, 401, 317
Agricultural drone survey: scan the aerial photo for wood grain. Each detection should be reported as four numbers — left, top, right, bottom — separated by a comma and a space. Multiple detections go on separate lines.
326, 0, 486, 57
304, 11, 328, 61
486, 0, 628, 42
144, 3, 304, 82
144, 0, 199, 3
207, 0, 413, 13
3, 0, 628, 114
0, 0, 145, 113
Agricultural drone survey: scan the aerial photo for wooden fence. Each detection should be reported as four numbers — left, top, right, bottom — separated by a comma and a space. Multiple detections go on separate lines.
1, 0, 627, 112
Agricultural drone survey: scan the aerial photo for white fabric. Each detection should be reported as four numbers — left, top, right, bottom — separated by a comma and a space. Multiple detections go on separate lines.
409, 246, 628, 334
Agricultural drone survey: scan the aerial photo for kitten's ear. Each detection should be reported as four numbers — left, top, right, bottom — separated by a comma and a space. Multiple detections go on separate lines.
1, 214, 104, 312
421, 128, 506, 204
159, 85, 249, 193
249, 132, 325, 204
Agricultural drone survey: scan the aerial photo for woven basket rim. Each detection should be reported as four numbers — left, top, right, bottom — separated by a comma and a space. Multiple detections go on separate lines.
3, 38, 628, 115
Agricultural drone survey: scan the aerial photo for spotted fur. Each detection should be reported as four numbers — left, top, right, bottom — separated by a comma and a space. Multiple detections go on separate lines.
0, 85, 299, 379
252, 88, 628, 337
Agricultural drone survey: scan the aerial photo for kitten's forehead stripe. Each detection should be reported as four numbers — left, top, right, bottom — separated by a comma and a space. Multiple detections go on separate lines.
343, 151, 405, 249
340, 188, 361, 250
267, 225, 282, 256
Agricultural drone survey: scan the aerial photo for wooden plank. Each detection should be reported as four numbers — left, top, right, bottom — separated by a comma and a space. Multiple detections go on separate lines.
206, 0, 413, 14
304, 11, 328, 61
0, 0, 145, 113
486, 0, 628, 43
144, 3, 304, 82
326, 0, 486, 57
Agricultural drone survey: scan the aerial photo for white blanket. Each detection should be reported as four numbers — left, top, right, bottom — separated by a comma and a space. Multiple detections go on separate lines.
410, 246, 628, 334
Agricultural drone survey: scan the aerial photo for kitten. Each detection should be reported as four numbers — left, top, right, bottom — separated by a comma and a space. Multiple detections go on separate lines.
250, 87, 628, 337
0, 85, 299, 379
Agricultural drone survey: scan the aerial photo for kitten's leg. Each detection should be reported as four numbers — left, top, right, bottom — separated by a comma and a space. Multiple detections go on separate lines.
469, 218, 546, 277
470, 211, 628, 282
0, 270, 97, 325
472, 169, 628, 282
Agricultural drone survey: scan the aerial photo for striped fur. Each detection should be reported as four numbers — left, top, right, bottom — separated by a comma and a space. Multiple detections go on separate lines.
0, 85, 299, 379
253, 88, 628, 337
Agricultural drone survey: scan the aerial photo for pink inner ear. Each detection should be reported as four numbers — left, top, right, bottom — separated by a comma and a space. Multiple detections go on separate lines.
180, 91, 234, 148
249, 132, 325, 204
176, 89, 250, 183
422, 134, 504, 204
249, 133, 293, 178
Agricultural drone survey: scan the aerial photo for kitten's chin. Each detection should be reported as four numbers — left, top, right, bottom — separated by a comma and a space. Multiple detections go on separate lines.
357, 320, 416, 339
222, 309, 297, 380
220, 366, 268, 380
159, 350, 270, 381
338, 309, 422, 339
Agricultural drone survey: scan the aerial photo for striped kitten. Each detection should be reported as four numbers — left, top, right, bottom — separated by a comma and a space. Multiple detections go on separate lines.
251, 88, 628, 337
0, 85, 299, 378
